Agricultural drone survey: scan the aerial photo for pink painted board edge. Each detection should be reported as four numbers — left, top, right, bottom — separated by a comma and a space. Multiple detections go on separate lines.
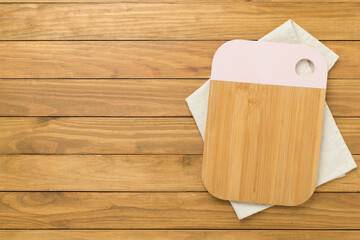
210, 40, 328, 89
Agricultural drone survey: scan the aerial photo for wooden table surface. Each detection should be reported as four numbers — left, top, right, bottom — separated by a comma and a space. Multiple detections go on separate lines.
0, 0, 359, 239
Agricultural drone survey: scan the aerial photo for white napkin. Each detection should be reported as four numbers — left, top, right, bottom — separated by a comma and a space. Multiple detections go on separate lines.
186, 19, 357, 219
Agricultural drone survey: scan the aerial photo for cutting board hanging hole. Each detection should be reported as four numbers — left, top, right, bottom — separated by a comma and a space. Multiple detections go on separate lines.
296, 59, 315, 78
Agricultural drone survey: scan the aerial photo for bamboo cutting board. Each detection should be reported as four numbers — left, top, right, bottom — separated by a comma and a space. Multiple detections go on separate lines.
202, 40, 328, 206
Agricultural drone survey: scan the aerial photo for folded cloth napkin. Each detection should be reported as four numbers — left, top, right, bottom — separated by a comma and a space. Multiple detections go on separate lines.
186, 19, 357, 219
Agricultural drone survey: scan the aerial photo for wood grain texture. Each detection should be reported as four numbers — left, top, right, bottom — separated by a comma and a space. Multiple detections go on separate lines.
0, 41, 214, 79
0, 41, 358, 78
0, 3, 359, 40
0, 79, 201, 117
0, 155, 203, 191
0, 79, 359, 117
0, 154, 358, 192
2, 0, 359, 2
0, 192, 359, 229
0, 0, 358, 2
1, 230, 360, 240
326, 79, 360, 116
0, 117, 358, 154
335, 118, 360, 155
204, 81, 325, 205
0, 117, 203, 154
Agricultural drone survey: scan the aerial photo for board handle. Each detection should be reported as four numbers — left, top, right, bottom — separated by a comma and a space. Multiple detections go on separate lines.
210, 40, 328, 89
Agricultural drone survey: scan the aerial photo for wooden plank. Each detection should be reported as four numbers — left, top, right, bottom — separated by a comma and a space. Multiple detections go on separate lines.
0, 154, 358, 192
0, 79, 201, 117
326, 79, 360, 116
0, 0, 358, 2
335, 118, 360, 155
0, 3, 359, 40
1, 230, 360, 240
0, 117, 203, 154
1, 0, 359, 2
266, 0, 360, 1
0, 192, 359, 229
0, 79, 358, 117
0, 41, 357, 79
0, 41, 214, 79
0, 155, 203, 191
0, 117, 358, 154
327, 41, 360, 79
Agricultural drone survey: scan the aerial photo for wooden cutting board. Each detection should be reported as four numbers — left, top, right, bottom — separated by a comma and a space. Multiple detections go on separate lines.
202, 40, 328, 206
